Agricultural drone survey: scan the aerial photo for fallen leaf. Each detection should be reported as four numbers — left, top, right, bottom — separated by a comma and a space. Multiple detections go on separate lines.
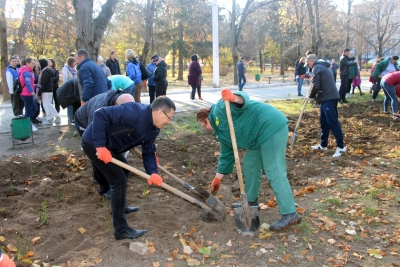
7, 244, 17, 253
31, 237, 41, 244
171, 249, 179, 260
152, 262, 160, 267
268, 258, 278, 263
259, 232, 272, 239
220, 254, 233, 258
27, 251, 34, 257
327, 239, 336, 244
226, 239, 232, 246
306, 255, 317, 262
198, 247, 211, 255
77, 227, 86, 234
367, 249, 385, 259
94, 258, 102, 264
186, 259, 201, 266
0, 236, 5, 242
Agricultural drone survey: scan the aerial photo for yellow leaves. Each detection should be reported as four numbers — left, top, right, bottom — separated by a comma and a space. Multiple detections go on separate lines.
260, 198, 277, 209
0, 236, 5, 242
142, 190, 150, 197
367, 248, 386, 259
66, 155, 86, 171
7, 244, 17, 253
146, 240, 156, 255
355, 149, 364, 154
77, 227, 86, 234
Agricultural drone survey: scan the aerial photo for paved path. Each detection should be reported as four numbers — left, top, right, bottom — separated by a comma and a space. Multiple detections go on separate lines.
0, 79, 372, 134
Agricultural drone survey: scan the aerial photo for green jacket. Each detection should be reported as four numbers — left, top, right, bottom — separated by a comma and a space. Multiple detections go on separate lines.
348, 64, 358, 79
371, 58, 399, 79
208, 91, 289, 174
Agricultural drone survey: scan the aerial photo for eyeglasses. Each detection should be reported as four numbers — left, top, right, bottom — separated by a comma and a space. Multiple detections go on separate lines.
161, 110, 173, 121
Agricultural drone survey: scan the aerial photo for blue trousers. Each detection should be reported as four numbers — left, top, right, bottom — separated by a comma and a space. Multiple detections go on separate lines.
319, 99, 344, 148
20, 95, 38, 121
297, 78, 304, 94
238, 74, 246, 91
381, 80, 398, 114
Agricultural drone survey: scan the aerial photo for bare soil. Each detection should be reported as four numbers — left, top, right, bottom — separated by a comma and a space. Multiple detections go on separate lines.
1, 101, 400, 267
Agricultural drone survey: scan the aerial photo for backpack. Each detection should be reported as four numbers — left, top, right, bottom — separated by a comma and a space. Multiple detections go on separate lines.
13, 77, 23, 95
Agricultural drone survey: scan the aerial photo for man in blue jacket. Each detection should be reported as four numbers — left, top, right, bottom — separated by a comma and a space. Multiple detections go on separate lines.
82, 96, 176, 240
75, 49, 109, 105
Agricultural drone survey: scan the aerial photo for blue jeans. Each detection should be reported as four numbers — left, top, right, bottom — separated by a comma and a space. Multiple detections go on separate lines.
238, 74, 246, 91
82, 140, 131, 236
297, 78, 304, 94
20, 95, 38, 121
381, 79, 398, 114
319, 99, 344, 148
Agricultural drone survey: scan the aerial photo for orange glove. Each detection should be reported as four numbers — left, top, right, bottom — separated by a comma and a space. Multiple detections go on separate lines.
96, 147, 112, 163
221, 88, 236, 102
0, 252, 16, 267
81, 101, 85, 106
211, 177, 221, 194
148, 173, 163, 186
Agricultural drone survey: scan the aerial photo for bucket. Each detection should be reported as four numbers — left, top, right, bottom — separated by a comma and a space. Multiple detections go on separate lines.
11, 117, 32, 141
255, 73, 261, 81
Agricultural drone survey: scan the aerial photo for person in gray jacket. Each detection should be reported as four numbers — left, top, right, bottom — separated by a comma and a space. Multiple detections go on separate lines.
305, 54, 346, 158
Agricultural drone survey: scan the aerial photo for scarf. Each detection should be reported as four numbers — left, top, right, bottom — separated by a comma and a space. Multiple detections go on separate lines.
65, 64, 77, 77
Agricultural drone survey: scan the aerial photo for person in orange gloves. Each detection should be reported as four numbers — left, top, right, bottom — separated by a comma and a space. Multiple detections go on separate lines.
196, 89, 300, 231
0, 249, 16, 267
81, 96, 176, 240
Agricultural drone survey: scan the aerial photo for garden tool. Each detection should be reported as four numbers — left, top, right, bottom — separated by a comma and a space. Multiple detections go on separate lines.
224, 100, 260, 235
290, 98, 308, 150
111, 157, 225, 222
131, 147, 210, 199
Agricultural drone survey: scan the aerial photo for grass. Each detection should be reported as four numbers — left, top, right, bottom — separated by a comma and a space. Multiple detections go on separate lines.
325, 197, 343, 206
35, 200, 49, 226
161, 114, 203, 138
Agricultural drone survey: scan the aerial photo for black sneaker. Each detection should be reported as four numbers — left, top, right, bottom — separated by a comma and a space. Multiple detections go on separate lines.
269, 212, 301, 231
32, 119, 42, 124
298, 93, 303, 96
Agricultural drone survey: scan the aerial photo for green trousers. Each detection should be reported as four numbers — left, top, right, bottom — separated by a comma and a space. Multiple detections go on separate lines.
242, 125, 296, 215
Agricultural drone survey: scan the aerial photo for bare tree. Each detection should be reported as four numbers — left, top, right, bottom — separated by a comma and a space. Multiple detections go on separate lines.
11, 0, 32, 56
73, 0, 119, 60
0, 0, 9, 99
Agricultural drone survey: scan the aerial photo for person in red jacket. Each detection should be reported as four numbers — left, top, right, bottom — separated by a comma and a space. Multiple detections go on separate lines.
381, 71, 400, 119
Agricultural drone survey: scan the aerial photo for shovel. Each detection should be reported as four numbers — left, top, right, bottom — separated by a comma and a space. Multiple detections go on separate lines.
131, 148, 210, 199
290, 98, 308, 150
224, 100, 260, 235
110, 157, 225, 222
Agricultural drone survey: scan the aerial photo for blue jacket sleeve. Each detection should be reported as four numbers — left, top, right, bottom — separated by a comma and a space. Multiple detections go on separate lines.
80, 67, 95, 102
23, 72, 34, 93
141, 141, 158, 175
127, 63, 136, 81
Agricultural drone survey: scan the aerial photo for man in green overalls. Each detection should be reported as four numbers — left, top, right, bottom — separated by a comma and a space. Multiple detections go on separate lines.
196, 89, 300, 231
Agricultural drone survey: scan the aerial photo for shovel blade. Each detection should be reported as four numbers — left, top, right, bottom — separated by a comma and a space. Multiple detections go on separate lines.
198, 195, 226, 222
233, 206, 260, 236
233, 194, 260, 236
290, 132, 298, 150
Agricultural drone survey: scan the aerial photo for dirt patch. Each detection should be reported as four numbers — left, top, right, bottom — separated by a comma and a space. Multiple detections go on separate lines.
1, 102, 400, 267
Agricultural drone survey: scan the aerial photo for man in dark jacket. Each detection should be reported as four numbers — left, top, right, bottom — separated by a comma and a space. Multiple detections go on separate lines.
105, 51, 121, 75
75, 49, 109, 104
338, 48, 356, 103
81, 96, 175, 240
305, 54, 346, 158
237, 57, 246, 91
153, 56, 168, 98
56, 78, 81, 117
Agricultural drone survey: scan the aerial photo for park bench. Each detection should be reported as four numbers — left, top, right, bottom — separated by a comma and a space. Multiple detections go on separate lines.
265, 75, 288, 84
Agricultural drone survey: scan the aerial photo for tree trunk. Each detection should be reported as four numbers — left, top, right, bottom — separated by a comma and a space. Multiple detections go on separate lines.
0, 0, 9, 100
73, 0, 119, 61
12, 0, 32, 56
231, 0, 237, 85
140, 0, 155, 63
172, 44, 176, 78
177, 21, 184, 80
314, 0, 322, 54
305, 0, 317, 54
345, 0, 352, 48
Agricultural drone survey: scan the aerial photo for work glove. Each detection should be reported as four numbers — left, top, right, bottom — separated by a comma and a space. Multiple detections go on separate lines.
221, 88, 236, 102
304, 96, 313, 102
300, 74, 306, 79
148, 173, 163, 186
211, 177, 221, 195
96, 147, 112, 164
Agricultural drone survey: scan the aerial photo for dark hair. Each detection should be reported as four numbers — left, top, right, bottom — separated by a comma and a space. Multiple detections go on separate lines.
305, 50, 313, 56
67, 57, 76, 67
392, 56, 399, 60
343, 48, 350, 53
196, 108, 211, 123
191, 54, 198, 62
77, 49, 89, 58
9, 56, 17, 61
151, 54, 158, 61
49, 58, 56, 69
111, 51, 116, 55
151, 96, 176, 112
21, 57, 35, 65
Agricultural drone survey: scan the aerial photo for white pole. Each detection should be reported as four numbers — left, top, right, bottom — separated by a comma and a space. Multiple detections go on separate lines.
212, 0, 220, 88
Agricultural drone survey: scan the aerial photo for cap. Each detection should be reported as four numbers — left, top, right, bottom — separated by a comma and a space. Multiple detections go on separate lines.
305, 54, 318, 63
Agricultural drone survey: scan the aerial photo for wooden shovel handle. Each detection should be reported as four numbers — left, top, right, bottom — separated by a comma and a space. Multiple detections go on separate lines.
293, 99, 308, 133
224, 100, 245, 195
131, 148, 187, 187
110, 157, 212, 211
